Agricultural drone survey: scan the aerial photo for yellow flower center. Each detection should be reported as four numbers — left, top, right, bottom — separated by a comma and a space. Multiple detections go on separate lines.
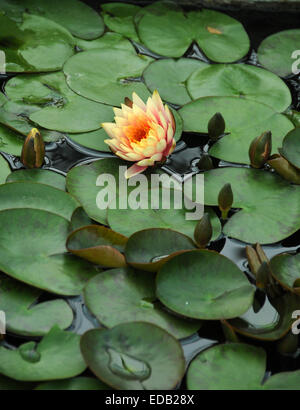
124, 119, 151, 143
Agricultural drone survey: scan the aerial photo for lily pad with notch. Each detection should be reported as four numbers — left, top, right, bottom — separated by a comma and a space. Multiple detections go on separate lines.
202, 167, 300, 244
187, 64, 291, 113
80, 322, 185, 389
64, 48, 153, 106
0, 326, 86, 381
0, 274, 73, 337
0, 208, 98, 295
67, 225, 128, 268
156, 250, 255, 320
179, 96, 294, 164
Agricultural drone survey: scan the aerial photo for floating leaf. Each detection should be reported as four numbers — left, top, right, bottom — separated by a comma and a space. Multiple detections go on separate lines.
202, 167, 300, 244
0, 274, 73, 336
67, 225, 128, 268
64, 48, 152, 106
0, 13, 74, 73
102, 3, 140, 42
84, 267, 201, 338
76, 32, 134, 52
35, 377, 110, 390
0, 327, 86, 381
137, 3, 249, 62
270, 252, 300, 294
258, 29, 300, 77
0, 208, 98, 295
5, 72, 114, 133
143, 58, 208, 105
80, 322, 185, 389
125, 228, 196, 272
156, 250, 254, 320
281, 127, 300, 170
6, 169, 66, 190
187, 64, 291, 112
187, 343, 300, 390
179, 97, 293, 164
0, 123, 24, 155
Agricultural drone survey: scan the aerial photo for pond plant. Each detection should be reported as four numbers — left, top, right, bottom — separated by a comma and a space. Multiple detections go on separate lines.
0, 0, 299, 391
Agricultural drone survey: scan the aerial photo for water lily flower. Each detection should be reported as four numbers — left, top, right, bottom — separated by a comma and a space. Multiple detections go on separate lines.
102, 90, 176, 178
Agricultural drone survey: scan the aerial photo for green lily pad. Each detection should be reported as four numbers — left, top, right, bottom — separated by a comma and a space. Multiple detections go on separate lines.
0, 327, 86, 381
179, 96, 294, 164
0, 181, 78, 219
102, 3, 140, 42
0, 123, 24, 155
257, 29, 300, 77
35, 377, 110, 390
187, 64, 291, 112
270, 252, 300, 293
143, 58, 208, 106
84, 267, 201, 339
0, 274, 73, 336
70, 207, 92, 231
156, 250, 254, 320
227, 293, 300, 341
80, 322, 185, 389
281, 127, 300, 170
6, 169, 66, 190
67, 225, 128, 268
64, 48, 152, 106
0, 154, 11, 183
202, 167, 300, 244
137, 3, 249, 62
125, 228, 196, 272
187, 343, 300, 390
76, 32, 134, 52
22, 0, 104, 40
0, 208, 98, 295
5, 72, 114, 133
0, 13, 74, 73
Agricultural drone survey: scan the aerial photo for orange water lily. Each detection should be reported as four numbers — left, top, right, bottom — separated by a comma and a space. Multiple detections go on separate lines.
102, 90, 176, 178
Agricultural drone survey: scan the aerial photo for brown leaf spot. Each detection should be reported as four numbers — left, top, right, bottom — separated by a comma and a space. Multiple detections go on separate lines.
207, 26, 222, 35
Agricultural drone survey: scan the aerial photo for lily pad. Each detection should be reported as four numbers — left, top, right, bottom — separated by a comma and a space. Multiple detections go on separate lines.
102, 3, 140, 42
0, 274, 73, 336
6, 169, 66, 190
5, 72, 114, 133
137, 4, 250, 62
0, 13, 74, 73
202, 167, 300, 244
35, 377, 109, 390
156, 250, 254, 320
179, 96, 294, 164
257, 29, 300, 77
227, 293, 300, 341
80, 322, 185, 389
76, 32, 134, 52
22, 0, 104, 40
67, 128, 112, 152
281, 127, 300, 170
0, 123, 24, 155
0, 208, 98, 295
0, 326, 86, 381
67, 225, 128, 268
70, 207, 92, 231
125, 228, 196, 272
64, 48, 152, 106
143, 58, 208, 106
84, 267, 201, 339
187, 64, 291, 112
0, 181, 78, 219
270, 252, 300, 294
0, 154, 11, 183
187, 343, 300, 390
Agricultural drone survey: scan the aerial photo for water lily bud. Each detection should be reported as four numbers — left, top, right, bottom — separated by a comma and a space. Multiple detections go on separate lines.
21, 128, 45, 169
194, 213, 212, 248
248, 131, 272, 168
196, 153, 214, 170
268, 154, 300, 184
218, 183, 233, 219
245, 245, 261, 276
207, 112, 225, 140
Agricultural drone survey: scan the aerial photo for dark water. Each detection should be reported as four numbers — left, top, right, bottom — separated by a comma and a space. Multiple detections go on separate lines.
0, 0, 300, 387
